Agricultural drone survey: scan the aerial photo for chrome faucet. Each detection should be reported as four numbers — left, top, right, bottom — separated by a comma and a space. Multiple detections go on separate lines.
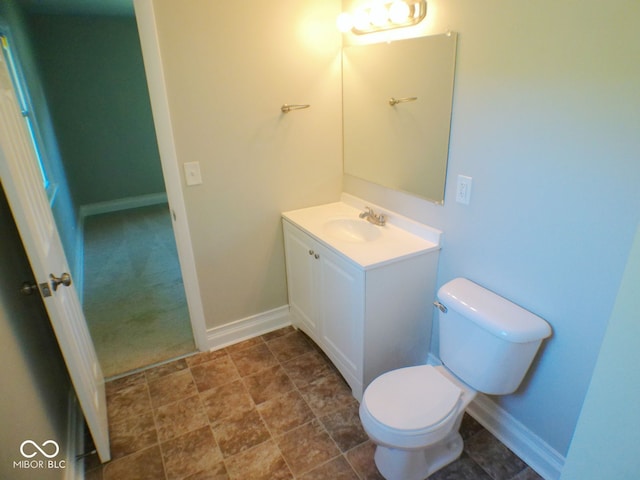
359, 206, 386, 226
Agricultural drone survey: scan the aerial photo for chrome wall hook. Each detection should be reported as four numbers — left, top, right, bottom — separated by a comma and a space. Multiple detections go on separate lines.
281, 104, 310, 113
389, 96, 418, 106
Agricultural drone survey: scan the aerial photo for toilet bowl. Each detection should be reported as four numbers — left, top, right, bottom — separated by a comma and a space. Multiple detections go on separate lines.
359, 278, 551, 480
360, 365, 476, 480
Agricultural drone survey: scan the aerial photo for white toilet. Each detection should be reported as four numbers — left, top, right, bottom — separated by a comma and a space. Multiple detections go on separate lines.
359, 277, 552, 480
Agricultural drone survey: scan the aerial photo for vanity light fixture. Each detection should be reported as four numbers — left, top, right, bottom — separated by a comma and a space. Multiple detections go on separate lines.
337, 0, 427, 35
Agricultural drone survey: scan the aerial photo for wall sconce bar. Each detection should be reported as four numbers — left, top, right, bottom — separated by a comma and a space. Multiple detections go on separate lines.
281, 104, 310, 113
337, 0, 427, 35
389, 96, 418, 106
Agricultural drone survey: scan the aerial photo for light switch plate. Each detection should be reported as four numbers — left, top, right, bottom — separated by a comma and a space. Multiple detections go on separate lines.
456, 175, 472, 205
184, 161, 202, 186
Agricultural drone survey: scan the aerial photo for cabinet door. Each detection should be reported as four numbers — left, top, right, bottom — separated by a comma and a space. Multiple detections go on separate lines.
283, 221, 318, 338
318, 246, 364, 389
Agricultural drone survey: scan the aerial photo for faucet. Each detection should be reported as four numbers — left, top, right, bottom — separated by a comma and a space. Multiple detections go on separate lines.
359, 206, 386, 226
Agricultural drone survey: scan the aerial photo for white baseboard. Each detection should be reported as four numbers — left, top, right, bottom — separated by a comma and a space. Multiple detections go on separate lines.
466, 394, 565, 480
426, 354, 564, 480
79, 192, 168, 218
207, 305, 292, 350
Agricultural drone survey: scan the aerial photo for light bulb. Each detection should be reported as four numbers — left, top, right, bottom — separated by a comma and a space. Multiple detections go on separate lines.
369, 4, 389, 27
352, 9, 371, 31
336, 12, 353, 33
389, 1, 411, 24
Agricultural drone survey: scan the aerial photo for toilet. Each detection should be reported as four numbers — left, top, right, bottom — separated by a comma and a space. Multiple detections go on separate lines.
359, 277, 552, 480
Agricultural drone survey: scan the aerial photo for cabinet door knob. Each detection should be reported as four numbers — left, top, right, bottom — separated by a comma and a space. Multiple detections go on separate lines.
308, 250, 314, 256
314, 254, 320, 259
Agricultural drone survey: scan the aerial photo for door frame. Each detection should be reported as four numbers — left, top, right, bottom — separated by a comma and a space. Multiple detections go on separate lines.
134, 0, 208, 352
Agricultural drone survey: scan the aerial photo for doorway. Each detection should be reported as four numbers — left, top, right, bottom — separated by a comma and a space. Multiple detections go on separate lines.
11, 8, 198, 376
83, 204, 195, 377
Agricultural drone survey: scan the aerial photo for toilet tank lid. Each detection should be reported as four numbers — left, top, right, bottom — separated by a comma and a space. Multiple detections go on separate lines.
437, 278, 552, 343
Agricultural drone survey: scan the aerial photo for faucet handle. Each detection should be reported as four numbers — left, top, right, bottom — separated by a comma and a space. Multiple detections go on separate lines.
359, 206, 372, 219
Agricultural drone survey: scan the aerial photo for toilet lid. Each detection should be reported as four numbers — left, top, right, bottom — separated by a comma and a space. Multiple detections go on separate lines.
364, 365, 462, 431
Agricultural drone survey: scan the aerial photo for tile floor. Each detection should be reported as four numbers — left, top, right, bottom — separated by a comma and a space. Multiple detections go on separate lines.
85, 327, 543, 480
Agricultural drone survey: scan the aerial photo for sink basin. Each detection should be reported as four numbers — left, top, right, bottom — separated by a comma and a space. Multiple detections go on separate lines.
283, 196, 442, 268
324, 217, 382, 243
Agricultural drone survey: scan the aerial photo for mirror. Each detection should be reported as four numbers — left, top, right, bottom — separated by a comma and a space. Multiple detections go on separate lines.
342, 33, 458, 204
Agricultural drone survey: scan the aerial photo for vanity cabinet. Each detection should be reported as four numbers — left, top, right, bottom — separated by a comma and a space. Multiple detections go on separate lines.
283, 218, 439, 400
283, 220, 364, 389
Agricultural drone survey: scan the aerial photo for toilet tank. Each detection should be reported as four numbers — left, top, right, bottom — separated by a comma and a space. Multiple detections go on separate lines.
437, 278, 551, 395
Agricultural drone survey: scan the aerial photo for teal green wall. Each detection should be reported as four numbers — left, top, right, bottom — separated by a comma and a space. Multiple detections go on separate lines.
27, 14, 165, 207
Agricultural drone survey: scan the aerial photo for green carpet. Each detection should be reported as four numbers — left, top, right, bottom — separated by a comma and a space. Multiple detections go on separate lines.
83, 204, 195, 378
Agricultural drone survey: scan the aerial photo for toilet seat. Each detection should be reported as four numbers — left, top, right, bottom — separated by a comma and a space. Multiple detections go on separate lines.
362, 365, 462, 435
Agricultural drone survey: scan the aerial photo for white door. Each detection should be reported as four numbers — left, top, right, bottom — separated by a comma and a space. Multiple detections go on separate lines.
0, 52, 110, 462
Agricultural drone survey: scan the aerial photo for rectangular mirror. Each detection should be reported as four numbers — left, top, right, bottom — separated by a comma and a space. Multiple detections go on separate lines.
342, 33, 458, 204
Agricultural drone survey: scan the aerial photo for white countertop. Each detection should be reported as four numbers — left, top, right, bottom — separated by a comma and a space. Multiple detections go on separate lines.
282, 195, 441, 269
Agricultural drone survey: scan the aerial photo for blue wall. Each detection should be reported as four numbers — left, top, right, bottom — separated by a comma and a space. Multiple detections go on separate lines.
345, 0, 640, 457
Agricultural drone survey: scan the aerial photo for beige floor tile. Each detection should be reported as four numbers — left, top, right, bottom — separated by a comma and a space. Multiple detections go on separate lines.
261, 326, 296, 342
109, 411, 158, 459
243, 365, 295, 405
345, 441, 385, 480
200, 379, 255, 428
147, 368, 198, 408
191, 355, 241, 392
276, 420, 341, 476
155, 394, 209, 442
224, 336, 264, 354
280, 351, 334, 388
105, 371, 146, 395
319, 403, 369, 453
224, 440, 292, 480
257, 390, 315, 436
298, 371, 358, 417
266, 330, 315, 363
186, 349, 228, 367
212, 408, 271, 458
99, 326, 534, 480
229, 343, 279, 376
103, 445, 165, 480
106, 382, 152, 424
161, 426, 223, 480
297, 455, 359, 480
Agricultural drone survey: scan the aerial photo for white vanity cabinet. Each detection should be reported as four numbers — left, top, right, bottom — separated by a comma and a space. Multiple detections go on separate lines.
283, 220, 364, 392
282, 214, 440, 401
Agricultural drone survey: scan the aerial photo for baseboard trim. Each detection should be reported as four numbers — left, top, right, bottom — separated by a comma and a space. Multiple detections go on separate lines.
79, 192, 168, 218
466, 394, 565, 480
207, 306, 292, 350
65, 391, 84, 480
